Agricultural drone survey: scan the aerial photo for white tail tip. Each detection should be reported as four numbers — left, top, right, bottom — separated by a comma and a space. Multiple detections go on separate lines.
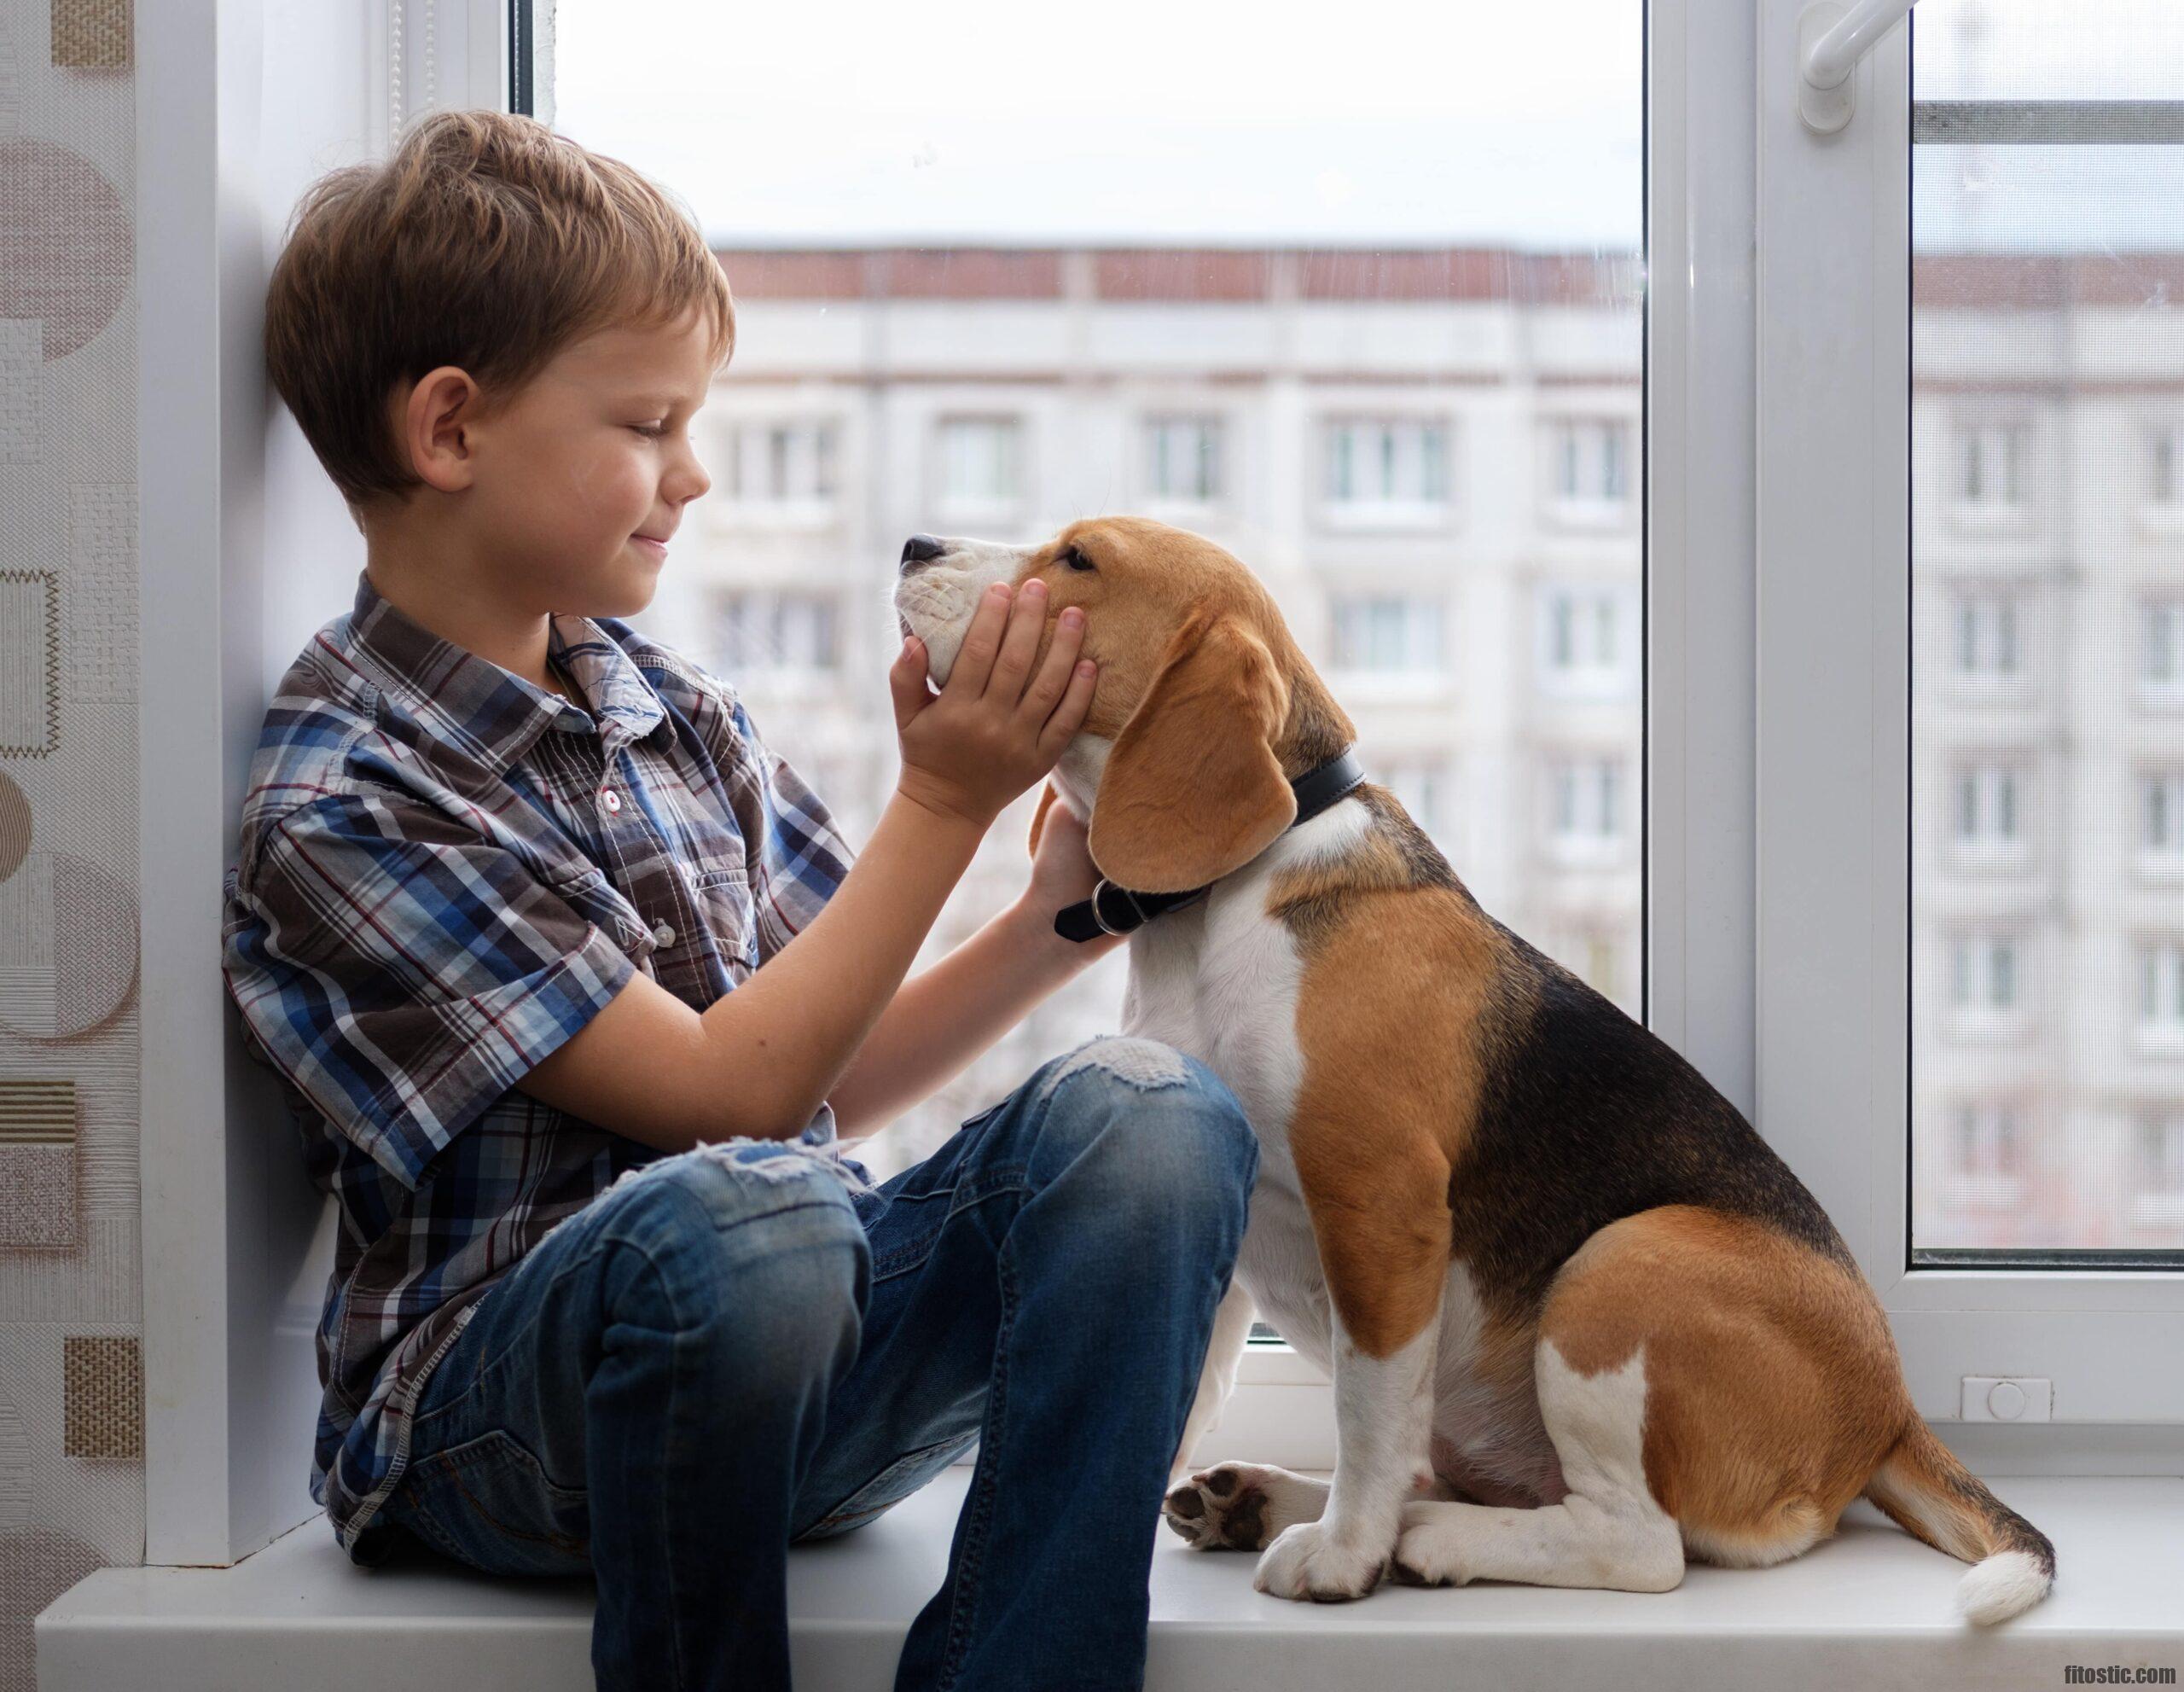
1955, 1550, 2052, 1625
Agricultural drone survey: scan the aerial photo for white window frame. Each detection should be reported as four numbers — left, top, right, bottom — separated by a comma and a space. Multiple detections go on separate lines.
1755, 0, 2184, 1430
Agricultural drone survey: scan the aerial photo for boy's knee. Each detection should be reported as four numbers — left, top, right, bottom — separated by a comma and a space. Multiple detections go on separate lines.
1025, 1038, 1259, 1204
595, 1143, 868, 1349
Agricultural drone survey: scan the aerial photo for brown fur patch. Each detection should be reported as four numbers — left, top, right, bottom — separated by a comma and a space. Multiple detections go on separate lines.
1540, 1206, 1907, 1555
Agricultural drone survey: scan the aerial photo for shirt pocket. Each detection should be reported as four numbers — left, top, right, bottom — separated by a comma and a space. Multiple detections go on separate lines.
679, 853, 759, 971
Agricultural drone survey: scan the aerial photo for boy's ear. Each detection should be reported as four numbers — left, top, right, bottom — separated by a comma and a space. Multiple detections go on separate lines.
401, 365, 481, 494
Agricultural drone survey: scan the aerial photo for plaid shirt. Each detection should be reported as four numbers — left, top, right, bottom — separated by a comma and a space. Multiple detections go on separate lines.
220, 568, 855, 1563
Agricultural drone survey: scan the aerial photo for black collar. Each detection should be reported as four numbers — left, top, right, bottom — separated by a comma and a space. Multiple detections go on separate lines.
1054, 748, 1369, 943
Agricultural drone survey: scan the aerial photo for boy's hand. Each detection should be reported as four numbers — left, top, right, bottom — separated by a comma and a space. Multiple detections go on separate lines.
891, 580, 1096, 829
1024, 797, 1128, 957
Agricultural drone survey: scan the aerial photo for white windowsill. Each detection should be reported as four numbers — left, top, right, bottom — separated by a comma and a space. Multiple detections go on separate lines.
38, 1474, 2183, 1691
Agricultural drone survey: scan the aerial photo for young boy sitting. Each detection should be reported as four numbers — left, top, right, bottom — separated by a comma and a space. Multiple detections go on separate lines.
219, 109, 1258, 1692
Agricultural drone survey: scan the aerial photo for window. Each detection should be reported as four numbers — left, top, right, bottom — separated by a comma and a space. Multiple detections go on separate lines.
1544, 417, 1633, 525
551, 0, 1641, 1254
1953, 420, 2028, 512
2143, 597, 2184, 703
1948, 933, 2022, 1020
718, 419, 839, 516
2149, 424, 2183, 509
712, 590, 839, 677
1948, 760, 2024, 857
2139, 1113, 2184, 1227
1537, 584, 1633, 697
1945, 1101, 2024, 1203
1322, 419, 1451, 524
2138, 941, 2184, 1048
936, 417, 1023, 518
1329, 595, 1443, 677
1949, 590, 2022, 683
2140, 770, 2184, 870
1145, 416, 1223, 505
1545, 756, 1624, 863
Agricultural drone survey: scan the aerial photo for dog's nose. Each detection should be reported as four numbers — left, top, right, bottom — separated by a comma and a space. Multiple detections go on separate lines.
900, 533, 948, 572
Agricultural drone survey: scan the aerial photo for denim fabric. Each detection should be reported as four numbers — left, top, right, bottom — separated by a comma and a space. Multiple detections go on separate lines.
372, 1037, 1258, 1692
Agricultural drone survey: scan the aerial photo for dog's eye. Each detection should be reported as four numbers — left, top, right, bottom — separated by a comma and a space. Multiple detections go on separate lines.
1060, 546, 1096, 573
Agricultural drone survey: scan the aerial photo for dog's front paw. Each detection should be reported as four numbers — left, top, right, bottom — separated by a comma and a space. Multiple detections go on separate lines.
1163, 1462, 1274, 1551
1390, 1499, 1472, 1588
1252, 1520, 1389, 1602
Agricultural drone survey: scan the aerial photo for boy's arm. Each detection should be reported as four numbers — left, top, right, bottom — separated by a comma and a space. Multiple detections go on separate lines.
520, 581, 1095, 1154
825, 801, 1124, 1137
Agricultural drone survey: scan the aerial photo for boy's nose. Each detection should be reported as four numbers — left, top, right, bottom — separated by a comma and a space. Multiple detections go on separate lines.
899, 533, 948, 573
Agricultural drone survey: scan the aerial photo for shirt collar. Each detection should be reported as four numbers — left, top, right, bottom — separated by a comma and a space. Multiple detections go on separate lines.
347, 569, 672, 770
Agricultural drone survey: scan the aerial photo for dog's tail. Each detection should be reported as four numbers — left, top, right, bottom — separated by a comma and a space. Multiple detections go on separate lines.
1861, 1414, 2054, 1624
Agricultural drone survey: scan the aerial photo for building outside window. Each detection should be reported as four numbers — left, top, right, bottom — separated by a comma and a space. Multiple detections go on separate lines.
2141, 770, 2184, 871
718, 419, 839, 515
1544, 417, 1632, 526
1950, 760, 2024, 856
936, 417, 1024, 520
2143, 597, 2184, 703
2138, 940, 2184, 1048
1949, 933, 2021, 1017
1145, 416, 1223, 505
1537, 583, 1632, 697
2150, 424, 2183, 508
1955, 420, 2027, 509
1546, 755, 1624, 863
1949, 1101, 2024, 1181
1950, 590, 2021, 682
1329, 594, 1443, 677
712, 590, 840, 678
1322, 418, 1450, 524
2138, 1112, 2184, 1227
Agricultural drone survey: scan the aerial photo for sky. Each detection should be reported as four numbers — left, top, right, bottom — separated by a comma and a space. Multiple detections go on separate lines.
549, 0, 1643, 247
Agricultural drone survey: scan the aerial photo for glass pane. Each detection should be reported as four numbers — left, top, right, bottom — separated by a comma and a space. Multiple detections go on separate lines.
551, 0, 1643, 1181
1912, 0, 2184, 1258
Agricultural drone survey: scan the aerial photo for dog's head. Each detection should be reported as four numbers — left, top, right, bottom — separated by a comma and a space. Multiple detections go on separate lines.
892, 517, 1354, 893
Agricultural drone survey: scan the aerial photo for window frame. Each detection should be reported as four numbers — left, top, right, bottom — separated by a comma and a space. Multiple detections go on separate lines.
1753, 0, 2184, 1425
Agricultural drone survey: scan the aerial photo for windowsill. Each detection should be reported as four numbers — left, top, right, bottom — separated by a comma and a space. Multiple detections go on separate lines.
38, 1474, 2183, 1690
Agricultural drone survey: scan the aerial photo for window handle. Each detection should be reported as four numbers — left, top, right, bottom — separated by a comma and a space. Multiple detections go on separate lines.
1798, 0, 1920, 135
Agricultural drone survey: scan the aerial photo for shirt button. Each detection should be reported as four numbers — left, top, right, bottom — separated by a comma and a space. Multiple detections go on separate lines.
600, 788, 622, 814
652, 921, 676, 948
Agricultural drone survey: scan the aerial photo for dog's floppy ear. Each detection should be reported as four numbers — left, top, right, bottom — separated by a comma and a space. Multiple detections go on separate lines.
1026, 782, 1060, 858
1088, 613, 1293, 893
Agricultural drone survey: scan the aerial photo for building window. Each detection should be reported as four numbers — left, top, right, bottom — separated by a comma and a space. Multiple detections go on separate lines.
712, 590, 840, 677
1145, 416, 1223, 504
719, 419, 839, 508
2152, 426, 2182, 507
1547, 756, 1625, 860
1955, 421, 2026, 507
1538, 584, 1630, 696
1949, 933, 2020, 1014
2140, 1113, 2184, 1203
1949, 1101, 2023, 1180
2142, 597, 2184, 701
1950, 761, 2023, 853
2138, 941, 2184, 1043
1323, 419, 1450, 515
1950, 590, 2022, 682
937, 417, 1023, 514
2142, 770, 2184, 867
1545, 418, 1633, 525
1330, 595, 1443, 676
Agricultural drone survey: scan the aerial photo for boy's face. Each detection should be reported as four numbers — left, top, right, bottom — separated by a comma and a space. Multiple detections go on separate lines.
459, 311, 717, 619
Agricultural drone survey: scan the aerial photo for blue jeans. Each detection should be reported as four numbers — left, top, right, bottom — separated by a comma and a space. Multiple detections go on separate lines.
373, 1037, 1258, 1692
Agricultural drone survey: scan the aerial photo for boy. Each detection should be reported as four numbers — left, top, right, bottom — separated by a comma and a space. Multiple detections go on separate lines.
220, 109, 1258, 1692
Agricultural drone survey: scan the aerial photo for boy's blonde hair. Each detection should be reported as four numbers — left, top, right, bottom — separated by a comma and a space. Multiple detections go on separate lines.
264, 109, 734, 506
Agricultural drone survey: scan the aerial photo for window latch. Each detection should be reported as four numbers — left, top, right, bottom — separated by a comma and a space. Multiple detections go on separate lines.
1799, 0, 1920, 136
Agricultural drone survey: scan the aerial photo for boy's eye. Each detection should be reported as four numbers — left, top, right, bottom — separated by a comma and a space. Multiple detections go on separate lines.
629, 422, 666, 438
1060, 546, 1095, 573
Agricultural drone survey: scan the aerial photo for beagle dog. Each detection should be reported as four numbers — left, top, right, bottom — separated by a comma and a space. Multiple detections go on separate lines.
892, 517, 2055, 1622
